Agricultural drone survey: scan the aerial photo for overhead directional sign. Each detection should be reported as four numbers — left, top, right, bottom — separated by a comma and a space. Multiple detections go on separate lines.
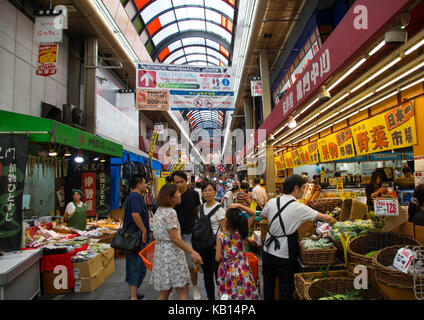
170, 90, 234, 111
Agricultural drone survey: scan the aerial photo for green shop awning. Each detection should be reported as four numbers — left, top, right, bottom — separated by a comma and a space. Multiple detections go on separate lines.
0, 110, 123, 157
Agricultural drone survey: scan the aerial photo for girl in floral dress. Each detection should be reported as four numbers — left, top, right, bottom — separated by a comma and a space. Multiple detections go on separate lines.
215, 203, 260, 300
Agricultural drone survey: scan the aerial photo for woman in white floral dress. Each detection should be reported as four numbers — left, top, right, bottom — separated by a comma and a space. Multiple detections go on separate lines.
152, 183, 203, 300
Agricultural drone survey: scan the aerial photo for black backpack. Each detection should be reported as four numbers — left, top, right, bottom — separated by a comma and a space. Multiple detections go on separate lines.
192, 204, 223, 252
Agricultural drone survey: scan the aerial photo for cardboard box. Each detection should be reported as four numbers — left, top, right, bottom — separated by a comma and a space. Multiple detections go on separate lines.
74, 268, 105, 293
73, 254, 103, 279
103, 259, 115, 279
101, 247, 115, 266
42, 271, 72, 295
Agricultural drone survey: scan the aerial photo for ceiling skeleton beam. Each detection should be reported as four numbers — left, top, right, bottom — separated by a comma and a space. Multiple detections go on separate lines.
165, 44, 229, 64
152, 31, 232, 60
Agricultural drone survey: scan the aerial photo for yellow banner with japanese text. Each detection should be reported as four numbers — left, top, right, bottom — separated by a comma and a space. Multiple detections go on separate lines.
317, 127, 355, 162
275, 156, 284, 171
298, 141, 319, 165
351, 101, 416, 156
283, 152, 294, 169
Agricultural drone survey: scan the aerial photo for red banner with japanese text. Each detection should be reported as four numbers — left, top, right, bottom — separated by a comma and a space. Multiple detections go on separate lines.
82, 172, 96, 217
317, 128, 355, 162
351, 101, 417, 156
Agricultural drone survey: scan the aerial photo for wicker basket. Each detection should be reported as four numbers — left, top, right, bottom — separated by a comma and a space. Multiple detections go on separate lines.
309, 198, 342, 214
294, 270, 353, 300
341, 199, 368, 222
373, 245, 424, 289
348, 232, 420, 267
299, 241, 338, 265
304, 277, 388, 300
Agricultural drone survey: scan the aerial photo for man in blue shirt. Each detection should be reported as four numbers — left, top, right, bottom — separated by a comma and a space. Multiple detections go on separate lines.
124, 174, 149, 300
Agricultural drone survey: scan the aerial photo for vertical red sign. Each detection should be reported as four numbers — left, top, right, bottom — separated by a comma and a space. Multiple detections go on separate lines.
82, 172, 96, 217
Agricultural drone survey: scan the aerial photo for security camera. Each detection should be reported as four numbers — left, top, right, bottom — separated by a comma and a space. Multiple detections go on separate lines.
385, 26, 407, 45
318, 86, 331, 102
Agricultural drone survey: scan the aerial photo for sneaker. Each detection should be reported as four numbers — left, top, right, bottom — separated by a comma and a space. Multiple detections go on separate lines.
192, 285, 201, 300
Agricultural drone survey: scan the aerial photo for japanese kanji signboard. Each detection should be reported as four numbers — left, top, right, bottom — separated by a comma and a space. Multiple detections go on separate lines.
275, 156, 285, 171
298, 141, 319, 165
317, 128, 355, 162
36, 44, 58, 77
283, 151, 295, 169
135, 89, 170, 111
96, 162, 110, 217
0, 134, 29, 252
82, 172, 96, 217
352, 101, 417, 156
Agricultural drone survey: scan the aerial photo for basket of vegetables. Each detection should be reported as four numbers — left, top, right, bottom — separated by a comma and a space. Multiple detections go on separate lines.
329, 220, 375, 253
309, 198, 342, 215
372, 245, 424, 289
348, 232, 420, 268
304, 277, 388, 300
299, 236, 338, 265
294, 268, 353, 300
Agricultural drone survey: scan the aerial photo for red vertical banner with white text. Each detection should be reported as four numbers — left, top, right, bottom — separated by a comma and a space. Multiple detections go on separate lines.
82, 172, 96, 217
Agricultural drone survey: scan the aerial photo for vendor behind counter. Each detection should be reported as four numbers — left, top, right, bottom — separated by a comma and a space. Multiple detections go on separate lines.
63, 189, 87, 231
365, 171, 388, 210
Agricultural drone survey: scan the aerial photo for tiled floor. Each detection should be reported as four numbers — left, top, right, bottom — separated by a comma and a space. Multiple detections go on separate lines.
38, 253, 264, 300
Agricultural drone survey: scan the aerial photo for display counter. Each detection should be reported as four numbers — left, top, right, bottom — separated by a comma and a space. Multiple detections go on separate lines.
0, 249, 42, 300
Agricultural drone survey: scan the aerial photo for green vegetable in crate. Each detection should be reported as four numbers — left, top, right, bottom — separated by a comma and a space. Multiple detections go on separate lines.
365, 250, 378, 258
318, 289, 365, 300
301, 237, 335, 250
329, 220, 375, 243
368, 211, 386, 228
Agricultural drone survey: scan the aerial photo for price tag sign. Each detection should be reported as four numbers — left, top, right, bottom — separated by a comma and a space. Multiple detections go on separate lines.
374, 199, 399, 216
336, 179, 344, 191
320, 170, 325, 184
393, 248, 415, 274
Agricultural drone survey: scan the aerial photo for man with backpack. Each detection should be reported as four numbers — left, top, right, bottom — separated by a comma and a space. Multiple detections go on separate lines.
260, 174, 337, 300
172, 171, 202, 300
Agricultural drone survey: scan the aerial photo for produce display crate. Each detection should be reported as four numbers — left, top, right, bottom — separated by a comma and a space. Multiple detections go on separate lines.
299, 241, 338, 266
294, 270, 353, 300
309, 198, 342, 214
341, 199, 368, 222
304, 277, 388, 300
373, 245, 424, 289
348, 232, 420, 268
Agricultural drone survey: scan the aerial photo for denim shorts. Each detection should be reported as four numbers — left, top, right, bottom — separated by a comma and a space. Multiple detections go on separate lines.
125, 244, 147, 287
181, 233, 194, 270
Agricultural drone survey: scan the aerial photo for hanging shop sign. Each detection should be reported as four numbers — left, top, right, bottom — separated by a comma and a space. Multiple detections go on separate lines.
317, 128, 355, 162
298, 141, 319, 165
336, 179, 344, 191
275, 156, 284, 171
34, 16, 63, 43
283, 151, 294, 169
136, 63, 233, 91
82, 172, 96, 217
0, 135, 28, 252
135, 89, 170, 111
36, 44, 58, 77
169, 90, 234, 111
171, 158, 182, 172
251, 80, 262, 97
149, 132, 159, 180
352, 101, 417, 156
96, 162, 110, 217
374, 198, 399, 216
291, 149, 302, 167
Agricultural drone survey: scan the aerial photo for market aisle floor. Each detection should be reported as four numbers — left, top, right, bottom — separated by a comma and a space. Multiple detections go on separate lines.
38, 255, 264, 300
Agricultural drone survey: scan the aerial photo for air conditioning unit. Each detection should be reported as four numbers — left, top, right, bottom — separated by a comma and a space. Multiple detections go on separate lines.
63, 104, 85, 129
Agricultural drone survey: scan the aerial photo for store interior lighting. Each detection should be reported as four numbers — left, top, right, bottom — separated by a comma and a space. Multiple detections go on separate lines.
100, 157, 106, 163
48, 148, 57, 157
93, 157, 99, 161
405, 38, 424, 55
328, 58, 367, 91
74, 150, 84, 163
339, 92, 375, 113
288, 116, 297, 128
64, 147, 71, 157
368, 40, 386, 56
376, 61, 424, 92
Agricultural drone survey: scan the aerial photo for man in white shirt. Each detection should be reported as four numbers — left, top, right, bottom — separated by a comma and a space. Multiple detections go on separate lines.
260, 174, 337, 300
252, 178, 268, 210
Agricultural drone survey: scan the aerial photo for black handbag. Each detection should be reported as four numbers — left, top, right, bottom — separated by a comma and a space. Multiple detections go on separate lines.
111, 226, 142, 253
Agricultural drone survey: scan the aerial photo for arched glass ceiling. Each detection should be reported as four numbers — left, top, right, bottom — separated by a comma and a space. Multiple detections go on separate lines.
183, 110, 225, 134
134, 0, 235, 66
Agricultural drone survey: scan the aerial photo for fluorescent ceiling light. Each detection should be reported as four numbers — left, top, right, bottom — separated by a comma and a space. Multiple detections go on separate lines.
401, 77, 424, 91
339, 92, 375, 112
351, 57, 401, 93
320, 123, 333, 132
320, 93, 350, 114
405, 39, 424, 55
273, 124, 288, 136
303, 112, 321, 126
299, 98, 319, 115
328, 58, 367, 91
359, 91, 398, 111
334, 110, 360, 124
369, 41, 385, 56
376, 61, 424, 92
317, 111, 340, 126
